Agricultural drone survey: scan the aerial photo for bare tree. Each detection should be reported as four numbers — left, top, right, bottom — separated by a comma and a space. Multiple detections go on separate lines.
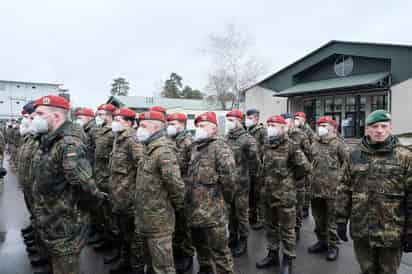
202, 23, 268, 109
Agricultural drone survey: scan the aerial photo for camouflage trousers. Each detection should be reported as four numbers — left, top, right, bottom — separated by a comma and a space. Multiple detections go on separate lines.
173, 210, 194, 258
353, 239, 402, 274
143, 234, 176, 274
295, 190, 305, 231
249, 176, 263, 224
191, 225, 235, 274
264, 203, 296, 258
229, 191, 250, 240
51, 253, 80, 274
115, 212, 144, 271
311, 197, 338, 247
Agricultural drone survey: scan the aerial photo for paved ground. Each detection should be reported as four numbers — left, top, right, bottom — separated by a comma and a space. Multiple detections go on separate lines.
1, 156, 412, 274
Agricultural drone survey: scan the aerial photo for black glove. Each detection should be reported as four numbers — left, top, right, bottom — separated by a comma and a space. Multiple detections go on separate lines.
0, 167, 7, 178
337, 223, 348, 242
404, 234, 412, 253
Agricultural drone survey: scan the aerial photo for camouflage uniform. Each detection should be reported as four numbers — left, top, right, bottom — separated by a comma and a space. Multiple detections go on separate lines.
300, 124, 317, 213
9, 126, 20, 169
109, 127, 144, 272
288, 127, 313, 233
337, 136, 412, 274
247, 123, 266, 225
225, 126, 259, 245
32, 121, 104, 274
83, 119, 96, 166
169, 130, 195, 261
0, 131, 5, 191
186, 135, 236, 274
311, 135, 349, 248
135, 131, 185, 274
93, 123, 115, 237
261, 134, 310, 258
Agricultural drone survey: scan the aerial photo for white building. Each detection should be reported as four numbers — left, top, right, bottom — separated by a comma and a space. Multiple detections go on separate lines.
0, 80, 68, 119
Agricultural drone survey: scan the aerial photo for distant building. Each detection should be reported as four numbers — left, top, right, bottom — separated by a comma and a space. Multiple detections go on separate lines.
107, 96, 243, 133
0, 80, 68, 119
244, 40, 412, 137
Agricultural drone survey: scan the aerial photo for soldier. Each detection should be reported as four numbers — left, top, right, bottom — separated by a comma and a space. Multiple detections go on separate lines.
225, 109, 260, 257
135, 110, 185, 274
74, 108, 96, 165
0, 118, 5, 193
109, 108, 144, 274
30, 95, 107, 274
337, 110, 412, 274
256, 115, 310, 274
307, 116, 349, 261
294, 112, 317, 219
245, 108, 267, 230
281, 113, 313, 241
166, 112, 194, 273
91, 103, 117, 251
186, 111, 236, 274
9, 119, 21, 170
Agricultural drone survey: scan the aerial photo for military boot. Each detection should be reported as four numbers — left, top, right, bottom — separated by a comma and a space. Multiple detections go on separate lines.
279, 255, 293, 274
295, 228, 300, 242
251, 221, 263, 230
197, 266, 214, 274
109, 262, 132, 274
256, 249, 279, 269
176, 255, 193, 274
232, 237, 248, 257
302, 207, 309, 218
326, 246, 339, 261
228, 233, 238, 249
21, 225, 33, 235
308, 241, 328, 253
104, 249, 121, 264
30, 256, 49, 267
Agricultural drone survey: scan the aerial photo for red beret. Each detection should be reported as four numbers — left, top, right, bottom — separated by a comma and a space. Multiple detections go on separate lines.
195, 112, 217, 125
294, 112, 306, 119
33, 95, 70, 110
317, 116, 334, 125
226, 109, 244, 120
138, 111, 165, 122
167, 112, 187, 122
75, 108, 95, 117
149, 105, 167, 115
113, 107, 136, 118
97, 104, 117, 112
267, 115, 286, 124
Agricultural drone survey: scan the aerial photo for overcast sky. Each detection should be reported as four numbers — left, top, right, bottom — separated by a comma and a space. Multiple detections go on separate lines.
0, 0, 411, 108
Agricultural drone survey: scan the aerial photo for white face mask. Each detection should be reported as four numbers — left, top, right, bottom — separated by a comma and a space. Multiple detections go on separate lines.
136, 127, 151, 142
245, 118, 256, 128
226, 120, 237, 131
19, 126, 29, 136
166, 125, 178, 137
194, 127, 209, 141
111, 121, 124, 132
31, 116, 49, 134
267, 126, 280, 137
21, 117, 31, 127
95, 116, 104, 126
317, 126, 329, 137
74, 119, 85, 127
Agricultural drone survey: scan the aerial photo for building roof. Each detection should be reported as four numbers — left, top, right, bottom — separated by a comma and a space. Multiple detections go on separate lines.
107, 96, 231, 111
0, 79, 62, 87
246, 40, 412, 94
277, 72, 390, 97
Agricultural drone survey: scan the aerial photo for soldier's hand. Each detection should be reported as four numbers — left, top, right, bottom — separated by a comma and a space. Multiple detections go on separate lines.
337, 223, 348, 242
404, 234, 412, 253
95, 191, 109, 202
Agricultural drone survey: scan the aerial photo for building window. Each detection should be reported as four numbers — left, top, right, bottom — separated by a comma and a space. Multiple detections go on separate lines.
0, 84, 5, 91
324, 97, 334, 112
324, 97, 343, 113
334, 55, 354, 77
32, 86, 36, 89
371, 95, 388, 111
345, 96, 356, 112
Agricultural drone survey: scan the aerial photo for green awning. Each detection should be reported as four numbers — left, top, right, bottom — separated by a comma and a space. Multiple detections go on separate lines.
277, 72, 390, 97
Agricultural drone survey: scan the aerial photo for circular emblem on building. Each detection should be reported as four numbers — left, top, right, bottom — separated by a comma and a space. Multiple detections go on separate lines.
334, 55, 354, 77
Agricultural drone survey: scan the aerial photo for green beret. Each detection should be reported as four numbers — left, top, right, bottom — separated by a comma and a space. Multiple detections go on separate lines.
366, 110, 391, 126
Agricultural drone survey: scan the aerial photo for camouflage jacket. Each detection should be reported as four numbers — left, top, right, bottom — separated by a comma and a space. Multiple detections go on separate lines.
171, 130, 193, 179
300, 124, 318, 144
186, 136, 236, 228
311, 136, 349, 198
337, 136, 412, 248
109, 128, 142, 215
94, 123, 115, 190
262, 135, 311, 208
247, 123, 267, 161
135, 131, 185, 237
225, 126, 260, 193
288, 127, 313, 162
0, 131, 5, 161
5, 127, 13, 145
83, 119, 96, 167
10, 127, 21, 146
17, 134, 39, 189
32, 121, 101, 256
